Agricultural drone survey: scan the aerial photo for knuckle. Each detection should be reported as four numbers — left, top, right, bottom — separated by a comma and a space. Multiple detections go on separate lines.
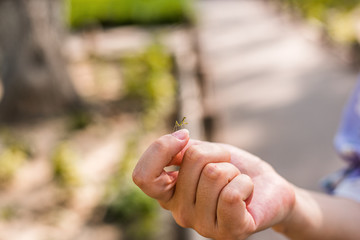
241, 174, 254, 188
132, 168, 146, 188
223, 162, 241, 175
221, 187, 242, 205
184, 144, 207, 166
152, 137, 169, 153
203, 162, 240, 182
185, 144, 201, 160
203, 163, 222, 180
185, 143, 231, 164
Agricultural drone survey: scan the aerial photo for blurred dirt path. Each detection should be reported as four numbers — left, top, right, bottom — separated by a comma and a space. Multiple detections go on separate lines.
192, 0, 358, 239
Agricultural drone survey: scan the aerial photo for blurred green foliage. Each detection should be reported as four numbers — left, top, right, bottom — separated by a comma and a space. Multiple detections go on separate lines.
284, 0, 358, 19
0, 130, 31, 187
67, 110, 93, 131
67, 0, 193, 28
105, 186, 158, 240
122, 42, 175, 105
0, 129, 32, 157
106, 138, 137, 197
0, 148, 27, 187
122, 42, 176, 130
51, 142, 80, 188
282, 0, 360, 43
104, 138, 159, 240
0, 206, 16, 221
103, 41, 177, 239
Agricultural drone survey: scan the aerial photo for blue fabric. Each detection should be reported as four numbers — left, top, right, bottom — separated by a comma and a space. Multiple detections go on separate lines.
322, 77, 360, 202
334, 78, 360, 165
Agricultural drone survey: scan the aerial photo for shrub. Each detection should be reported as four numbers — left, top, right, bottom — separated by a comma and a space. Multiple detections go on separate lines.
67, 0, 193, 28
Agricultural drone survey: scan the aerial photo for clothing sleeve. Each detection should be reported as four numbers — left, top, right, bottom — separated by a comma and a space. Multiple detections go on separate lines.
322, 77, 360, 202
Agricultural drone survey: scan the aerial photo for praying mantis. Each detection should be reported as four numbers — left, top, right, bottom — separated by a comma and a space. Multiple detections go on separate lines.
173, 117, 188, 132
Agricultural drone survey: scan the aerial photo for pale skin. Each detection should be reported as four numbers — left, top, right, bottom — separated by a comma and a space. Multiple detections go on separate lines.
132, 129, 360, 240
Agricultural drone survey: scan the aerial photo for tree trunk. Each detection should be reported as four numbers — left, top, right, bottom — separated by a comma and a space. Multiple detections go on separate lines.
0, 0, 81, 122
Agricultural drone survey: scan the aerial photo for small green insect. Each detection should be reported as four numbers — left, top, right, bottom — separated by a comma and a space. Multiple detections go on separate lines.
173, 117, 188, 132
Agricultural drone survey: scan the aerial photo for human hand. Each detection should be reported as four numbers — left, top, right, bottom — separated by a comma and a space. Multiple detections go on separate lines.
133, 130, 295, 239
219, 144, 296, 232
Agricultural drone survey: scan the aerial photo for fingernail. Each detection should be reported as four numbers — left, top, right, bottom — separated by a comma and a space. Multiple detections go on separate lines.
172, 129, 189, 140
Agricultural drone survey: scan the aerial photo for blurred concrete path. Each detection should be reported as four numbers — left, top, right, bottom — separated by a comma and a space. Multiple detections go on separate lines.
191, 0, 358, 239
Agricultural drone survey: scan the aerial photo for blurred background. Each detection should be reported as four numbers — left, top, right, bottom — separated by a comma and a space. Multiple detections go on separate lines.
0, 0, 359, 239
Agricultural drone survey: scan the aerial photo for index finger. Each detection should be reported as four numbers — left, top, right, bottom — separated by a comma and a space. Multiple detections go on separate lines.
132, 129, 190, 202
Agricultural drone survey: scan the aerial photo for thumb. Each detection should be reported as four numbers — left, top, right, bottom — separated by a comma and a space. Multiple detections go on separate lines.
133, 129, 190, 202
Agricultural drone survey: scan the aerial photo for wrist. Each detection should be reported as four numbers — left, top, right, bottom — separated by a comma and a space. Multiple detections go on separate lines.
272, 187, 321, 239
